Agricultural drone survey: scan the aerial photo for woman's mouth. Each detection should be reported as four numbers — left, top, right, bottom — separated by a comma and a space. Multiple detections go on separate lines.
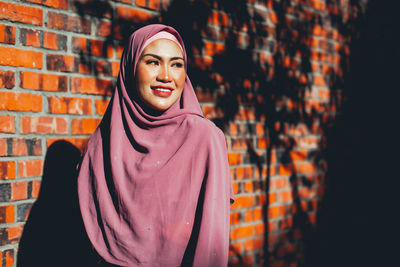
151, 86, 174, 97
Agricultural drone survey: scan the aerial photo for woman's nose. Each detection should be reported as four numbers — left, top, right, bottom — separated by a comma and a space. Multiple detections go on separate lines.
156, 64, 172, 82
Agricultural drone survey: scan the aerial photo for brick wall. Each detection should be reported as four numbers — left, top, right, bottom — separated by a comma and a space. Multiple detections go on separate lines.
0, 0, 364, 266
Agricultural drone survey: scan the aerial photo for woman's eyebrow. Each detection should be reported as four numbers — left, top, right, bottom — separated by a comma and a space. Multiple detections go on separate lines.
142, 53, 184, 61
170, 56, 184, 61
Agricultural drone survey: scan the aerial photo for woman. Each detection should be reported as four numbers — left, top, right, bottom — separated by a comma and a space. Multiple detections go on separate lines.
77, 24, 234, 267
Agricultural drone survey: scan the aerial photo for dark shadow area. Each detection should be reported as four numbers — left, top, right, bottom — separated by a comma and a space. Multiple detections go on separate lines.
306, 0, 399, 266
17, 141, 92, 267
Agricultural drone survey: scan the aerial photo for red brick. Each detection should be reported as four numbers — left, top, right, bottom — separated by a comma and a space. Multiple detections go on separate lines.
208, 11, 229, 27
3, 138, 42, 156
290, 150, 307, 161
229, 242, 243, 257
278, 164, 294, 176
203, 106, 217, 119
94, 60, 112, 77
18, 159, 43, 178
7, 224, 23, 242
268, 205, 286, 219
71, 77, 113, 95
256, 193, 275, 206
270, 177, 288, 190
47, 12, 91, 34
46, 54, 74, 72
299, 187, 316, 199
298, 162, 317, 174
230, 225, 254, 241
231, 195, 254, 210
231, 138, 248, 151
243, 166, 253, 179
269, 11, 278, 24
116, 6, 154, 23
255, 165, 269, 178
0, 24, 15, 44
135, 0, 147, 7
0, 161, 16, 180
43, 32, 58, 50
256, 123, 264, 136
203, 42, 226, 57
243, 181, 253, 193
20, 71, 67, 92
26, 0, 68, 9
71, 118, 101, 135
10, 139, 29, 157
116, 44, 124, 58
22, 29, 41, 47
96, 20, 111, 37
269, 192, 277, 204
235, 167, 244, 180
0, 70, 14, 89
244, 209, 253, 223
243, 213, 253, 223
280, 216, 294, 230
95, 99, 110, 115
72, 37, 88, 53
244, 237, 263, 252
47, 138, 89, 153
0, 92, 42, 112
253, 208, 262, 221
313, 75, 326, 86
0, 47, 43, 69
230, 212, 241, 225
0, 205, 14, 223
5, 248, 14, 267
31, 180, 41, 198
0, 139, 6, 156
229, 123, 238, 136
255, 223, 264, 236
0, 115, 15, 133
295, 136, 318, 149
11, 181, 28, 201
77, 61, 91, 74
235, 108, 255, 120
228, 153, 242, 165
232, 181, 239, 194
0, 2, 43, 26
90, 39, 105, 57
278, 190, 293, 203
257, 137, 268, 149
21, 116, 68, 134
48, 96, 92, 114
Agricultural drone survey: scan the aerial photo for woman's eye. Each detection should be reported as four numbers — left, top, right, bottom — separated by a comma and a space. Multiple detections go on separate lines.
146, 60, 159, 65
172, 62, 183, 68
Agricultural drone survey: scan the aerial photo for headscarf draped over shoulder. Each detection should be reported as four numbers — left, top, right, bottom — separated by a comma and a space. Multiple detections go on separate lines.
77, 24, 233, 267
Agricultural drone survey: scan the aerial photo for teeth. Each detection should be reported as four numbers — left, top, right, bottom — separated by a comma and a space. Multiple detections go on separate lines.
154, 88, 171, 92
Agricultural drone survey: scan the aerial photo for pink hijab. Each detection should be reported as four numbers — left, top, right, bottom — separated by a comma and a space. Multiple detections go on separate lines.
77, 24, 233, 266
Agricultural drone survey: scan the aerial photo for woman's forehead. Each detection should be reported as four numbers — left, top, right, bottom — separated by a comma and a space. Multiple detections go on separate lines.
141, 39, 184, 59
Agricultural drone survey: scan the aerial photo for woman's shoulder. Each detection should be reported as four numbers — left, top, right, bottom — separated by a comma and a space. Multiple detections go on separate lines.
184, 114, 226, 144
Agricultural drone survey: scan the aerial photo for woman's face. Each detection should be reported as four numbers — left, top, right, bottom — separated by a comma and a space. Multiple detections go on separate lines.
135, 39, 185, 112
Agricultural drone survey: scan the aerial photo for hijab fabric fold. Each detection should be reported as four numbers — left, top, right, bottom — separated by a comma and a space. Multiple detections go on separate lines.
77, 24, 233, 267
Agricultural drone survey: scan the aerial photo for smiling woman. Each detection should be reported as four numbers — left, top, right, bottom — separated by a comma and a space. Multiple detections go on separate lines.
76, 24, 234, 267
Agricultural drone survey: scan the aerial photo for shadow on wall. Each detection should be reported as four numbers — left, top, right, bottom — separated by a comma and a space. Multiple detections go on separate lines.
307, 0, 399, 266
17, 141, 92, 267
47, 0, 387, 266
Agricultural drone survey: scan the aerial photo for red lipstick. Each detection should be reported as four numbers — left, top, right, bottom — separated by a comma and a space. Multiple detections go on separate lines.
151, 85, 174, 97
